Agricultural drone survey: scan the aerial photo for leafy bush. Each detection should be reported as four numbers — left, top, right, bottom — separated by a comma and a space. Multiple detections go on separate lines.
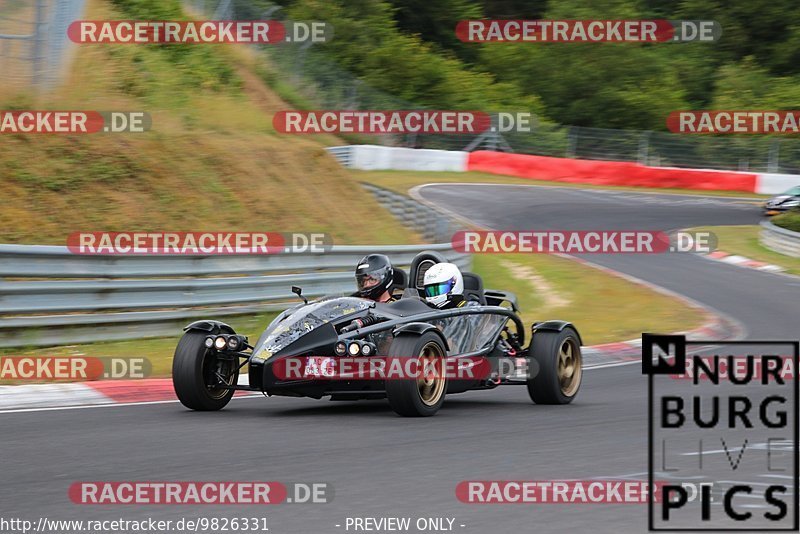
772, 209, 800, 232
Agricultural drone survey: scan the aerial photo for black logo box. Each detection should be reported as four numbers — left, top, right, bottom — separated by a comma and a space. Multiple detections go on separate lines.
644, 335, 799, 532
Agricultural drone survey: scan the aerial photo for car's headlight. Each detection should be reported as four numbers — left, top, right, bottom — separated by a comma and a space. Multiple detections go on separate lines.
348, 341, 361, 356
227, 336, 242, 351
214, 336, 227, 350
334, 341, 348, 356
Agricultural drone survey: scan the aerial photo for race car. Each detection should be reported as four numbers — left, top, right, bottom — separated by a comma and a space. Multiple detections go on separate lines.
764, 185, 800, 215
171, 251, 583, 417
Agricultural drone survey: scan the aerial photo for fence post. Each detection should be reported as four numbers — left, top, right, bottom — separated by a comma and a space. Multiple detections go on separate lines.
566, 126, 577, 158
212, 0, 232, 19
32, 0, 47, 90
768, 139, 780, 173
638, 131, 651, 165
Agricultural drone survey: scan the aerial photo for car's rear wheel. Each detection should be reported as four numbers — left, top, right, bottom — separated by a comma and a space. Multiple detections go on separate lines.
527, 327, 582, 404
385, 332, 447, 417
172, 330, 239, 411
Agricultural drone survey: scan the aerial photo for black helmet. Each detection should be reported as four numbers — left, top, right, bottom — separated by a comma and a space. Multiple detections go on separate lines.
355, 254, 394, 300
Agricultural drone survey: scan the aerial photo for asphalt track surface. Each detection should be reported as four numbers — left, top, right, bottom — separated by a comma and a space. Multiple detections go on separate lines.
2, 184, 798, 533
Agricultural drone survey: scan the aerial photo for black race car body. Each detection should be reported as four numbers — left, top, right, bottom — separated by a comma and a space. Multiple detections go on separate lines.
173, 251, 583, 416
246, 294, 525, 398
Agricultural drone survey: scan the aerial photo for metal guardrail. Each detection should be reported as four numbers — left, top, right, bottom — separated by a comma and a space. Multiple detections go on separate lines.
0, 244, 470, 348
326, 146, 353, 168
361, 183, 461, 243
760, 220, 800, 258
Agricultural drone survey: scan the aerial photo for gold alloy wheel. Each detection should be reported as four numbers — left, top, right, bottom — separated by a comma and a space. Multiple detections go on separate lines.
557, 337, 582, 397
417, 341, 446, 406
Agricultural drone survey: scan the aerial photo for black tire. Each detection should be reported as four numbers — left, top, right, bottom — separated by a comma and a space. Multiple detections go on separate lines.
527, 327, 582, 405
172, 330, 239, 411
385, 332, 448, 417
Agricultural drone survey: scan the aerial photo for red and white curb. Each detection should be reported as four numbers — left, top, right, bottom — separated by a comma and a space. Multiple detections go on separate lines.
700, 250, 786, 273
0, 377, 259, 413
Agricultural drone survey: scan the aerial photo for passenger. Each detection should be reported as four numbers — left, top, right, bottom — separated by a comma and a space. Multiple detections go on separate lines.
422, 262, 472, 308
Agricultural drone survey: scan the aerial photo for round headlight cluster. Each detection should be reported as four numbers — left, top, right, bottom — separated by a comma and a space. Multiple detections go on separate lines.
342, 340, 378, 357
206, 334, 247, 352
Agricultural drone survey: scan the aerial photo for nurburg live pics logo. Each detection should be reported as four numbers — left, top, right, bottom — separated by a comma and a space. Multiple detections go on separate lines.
642, 334, 799, 531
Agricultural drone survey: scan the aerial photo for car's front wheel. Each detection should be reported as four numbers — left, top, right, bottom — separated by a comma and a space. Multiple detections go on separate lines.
527, 327, 582, 404
385, 332, 448, 417
172, 330, 239, 411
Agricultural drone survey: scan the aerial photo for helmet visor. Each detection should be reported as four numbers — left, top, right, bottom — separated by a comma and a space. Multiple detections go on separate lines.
424, 278, 455, 298
357, 272, 382, 291
356, 264, 391, 296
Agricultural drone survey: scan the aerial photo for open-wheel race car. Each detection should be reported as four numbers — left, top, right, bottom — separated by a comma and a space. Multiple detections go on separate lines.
172, 251, 583, 416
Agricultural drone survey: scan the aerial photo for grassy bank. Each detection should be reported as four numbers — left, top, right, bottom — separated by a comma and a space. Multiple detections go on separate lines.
0, 0, 415, 246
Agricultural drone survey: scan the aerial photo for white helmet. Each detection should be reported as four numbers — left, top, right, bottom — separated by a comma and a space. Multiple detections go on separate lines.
422, 262, 464, 308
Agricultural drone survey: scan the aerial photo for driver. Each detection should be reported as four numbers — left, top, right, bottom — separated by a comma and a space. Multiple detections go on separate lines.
422, 262, 468, 308
354, 254, 395, 303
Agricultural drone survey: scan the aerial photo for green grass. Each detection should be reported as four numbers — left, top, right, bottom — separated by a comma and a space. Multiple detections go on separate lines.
474, 254, 703, 345
693, 225, 800, 276
772, 210, 800, 232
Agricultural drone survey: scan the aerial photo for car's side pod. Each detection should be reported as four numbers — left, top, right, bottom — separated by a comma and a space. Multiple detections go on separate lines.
531, 320, 583, 346
392, 322, 450, 351
183, 319, 237, 335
